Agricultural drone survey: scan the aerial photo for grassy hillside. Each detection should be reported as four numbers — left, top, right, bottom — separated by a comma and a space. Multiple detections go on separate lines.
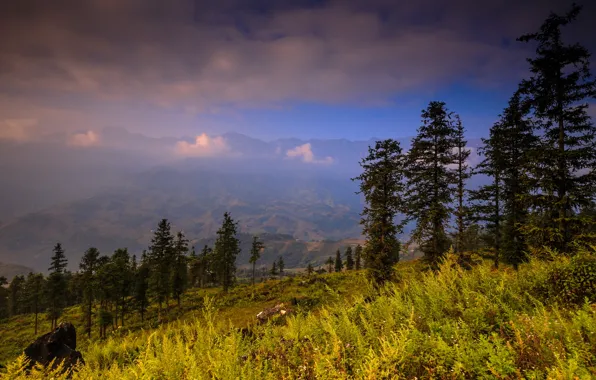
2, 252, 596, 379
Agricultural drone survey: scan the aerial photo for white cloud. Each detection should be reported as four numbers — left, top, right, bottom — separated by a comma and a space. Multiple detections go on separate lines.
286, 143, 334, 165
175, 133, 231, 157
67, 130, 100, 147
0, 119, 38, 142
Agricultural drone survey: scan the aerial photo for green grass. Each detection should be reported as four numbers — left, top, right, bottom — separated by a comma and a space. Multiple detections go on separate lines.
2, 254, 596, 379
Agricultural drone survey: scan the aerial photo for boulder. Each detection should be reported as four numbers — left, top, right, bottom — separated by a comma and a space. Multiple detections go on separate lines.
23, 322, 84, 372
256, 303, 293, 324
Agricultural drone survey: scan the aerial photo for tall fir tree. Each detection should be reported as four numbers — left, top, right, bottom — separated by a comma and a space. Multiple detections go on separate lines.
498, 94, 538, 268
406, 101, 458, 267
110, 248, 132, 326
469, 122, 506, 268
213, 212, 241, 292
270, 261, 278, 276
325, 257, 334, 273
277, 256, 285, 277
23, 272, 45, 335
79, 247, 101, 338
171, 232, 189, 308
354, 244, 363, 270
306, 263, 314, 277
517, 3, 596, 253
47, 243, 68, 329
133, 252, 150, 322
249, 236, 265, 286
334, 249, 344, 272
345, 246, 354, 270
453, 115, 472, 255
7, 275, 25, 316
352, 139, 407, 285
147, 219, 174, 315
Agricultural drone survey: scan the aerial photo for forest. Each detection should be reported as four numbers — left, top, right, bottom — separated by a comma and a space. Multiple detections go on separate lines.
1, 3, 596, 379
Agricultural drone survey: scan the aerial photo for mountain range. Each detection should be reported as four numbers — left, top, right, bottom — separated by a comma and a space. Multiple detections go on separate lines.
0, 129, 484, 273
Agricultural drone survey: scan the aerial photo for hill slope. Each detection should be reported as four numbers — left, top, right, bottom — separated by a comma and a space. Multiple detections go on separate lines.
2, 254, 595, 378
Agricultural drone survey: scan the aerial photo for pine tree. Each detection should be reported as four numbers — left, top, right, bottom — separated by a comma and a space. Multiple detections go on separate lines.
306, 263, 314, 277
133, 252, 149, 322
453, 115, 472, 255
95, 255, 113, 338
147, 219, 174, 315
213, 212, 241, 292
406, 101, 458, 267
277, 256, 285, 277
334, 249, 343, 272
23, 272, 45, 335
270, 261, 278, 276
7, 275, 25, 316
111, 248, 132, 326
325, 257, 334, 273
47, 243, 68, 329
198, 245, 214, 288
79, 247, 101, 338
352, 139, 408, 285
249, 236, 265, 286
354, 244, 363, 270
171, 232, 189, 308
499, 94, 538, 267
345, 246, 354, 270
517, 3, 596, 253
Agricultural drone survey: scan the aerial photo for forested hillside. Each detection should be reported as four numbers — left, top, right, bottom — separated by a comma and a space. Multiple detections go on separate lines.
1, 3, 596, 379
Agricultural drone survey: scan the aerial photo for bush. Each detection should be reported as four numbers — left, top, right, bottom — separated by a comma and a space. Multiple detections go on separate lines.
539, 253, 596, 305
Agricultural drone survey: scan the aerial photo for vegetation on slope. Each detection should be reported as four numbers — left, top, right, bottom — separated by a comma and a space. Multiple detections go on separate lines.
3, 252, 596, 379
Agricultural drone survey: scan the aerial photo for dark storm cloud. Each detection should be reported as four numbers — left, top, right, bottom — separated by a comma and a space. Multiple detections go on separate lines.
0, 0, 594, 123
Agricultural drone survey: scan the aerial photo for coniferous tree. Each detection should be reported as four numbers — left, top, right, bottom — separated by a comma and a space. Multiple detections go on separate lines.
0, 276, 7, 319
334, 249, 343, 272
198, 245, 214, 288
23, 272, 45, 335
406, 102, 458, 267
325, 257, 334, 273
111, 248, 132, 326
133, 252, 149, 322
306, 263, 314, 277
7, 275, 25, 316
277, 256, 285, 277
249, 236, 265, 286
270, 261, 278, 276
47, 243, 68, 329
352, 139, 408, 284
79, 247, 101, 338
354, 244, 363, 270
171, 232, 189, 308
469, 123, 506, 268
345, 246, 354, 270
213, 212, 241, 292
95, 255, 113, 338
517, 3, 596, 253
453, 115, 472, 255
147, 219, 174, 315
498, 94, 538, 267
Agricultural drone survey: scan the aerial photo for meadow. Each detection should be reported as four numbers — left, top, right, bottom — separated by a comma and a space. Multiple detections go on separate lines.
2, 251, 596, 379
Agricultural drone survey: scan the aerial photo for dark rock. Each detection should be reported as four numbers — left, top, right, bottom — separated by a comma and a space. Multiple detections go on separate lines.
23, 322, 85, 372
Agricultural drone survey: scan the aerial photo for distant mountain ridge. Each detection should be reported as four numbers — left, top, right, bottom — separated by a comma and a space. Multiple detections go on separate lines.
0, 168, 366, 272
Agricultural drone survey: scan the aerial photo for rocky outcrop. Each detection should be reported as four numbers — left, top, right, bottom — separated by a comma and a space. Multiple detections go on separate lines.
256, 303, 293, 324
23, 322, 84, 372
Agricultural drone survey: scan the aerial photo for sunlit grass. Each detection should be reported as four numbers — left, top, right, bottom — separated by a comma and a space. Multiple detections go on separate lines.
2, 253, 596, 379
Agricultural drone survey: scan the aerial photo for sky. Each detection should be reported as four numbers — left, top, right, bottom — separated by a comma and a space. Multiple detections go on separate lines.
0, 0, 595, 143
